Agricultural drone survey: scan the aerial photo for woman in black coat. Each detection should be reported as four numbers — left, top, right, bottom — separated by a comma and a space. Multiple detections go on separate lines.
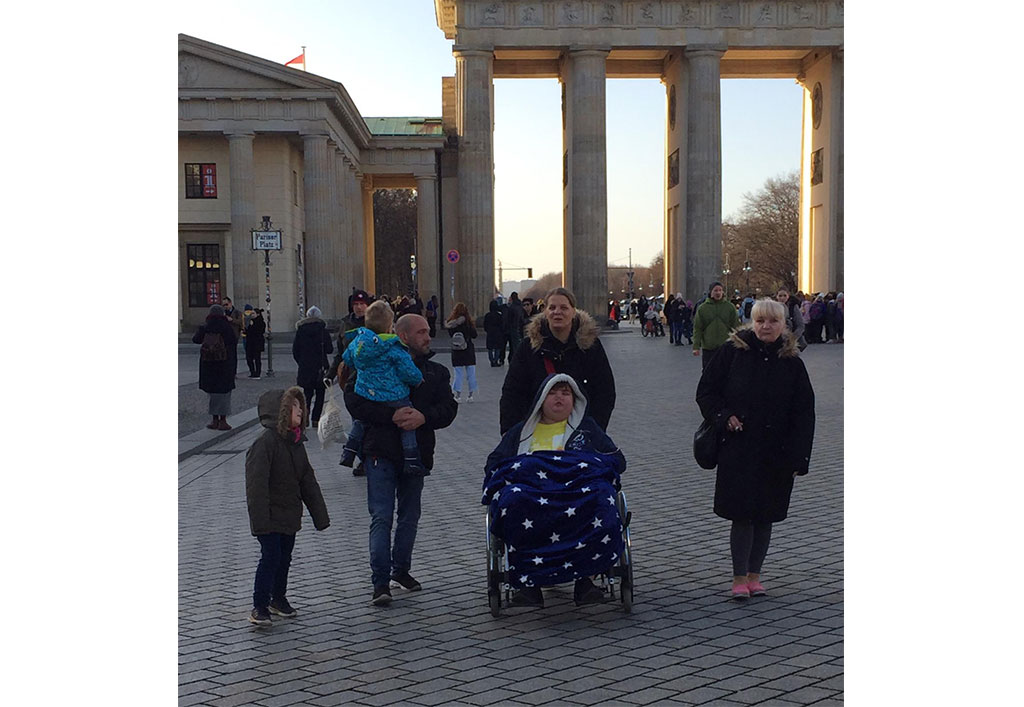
192, 304, 238, 430
445, 301, 478, 402
244, 308, 266, 378
696, 298, 815, 600
291, 306, 334, 426
499, 287, 616, 435
483, 300, 506, 368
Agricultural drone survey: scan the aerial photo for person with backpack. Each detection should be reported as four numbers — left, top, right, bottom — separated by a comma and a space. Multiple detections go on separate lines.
445, 302, 478, 402
741, 294, 755, 324
192, 304, 238, 431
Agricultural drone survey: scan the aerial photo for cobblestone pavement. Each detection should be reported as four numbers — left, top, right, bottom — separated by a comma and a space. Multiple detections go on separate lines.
179, 323, 843, 706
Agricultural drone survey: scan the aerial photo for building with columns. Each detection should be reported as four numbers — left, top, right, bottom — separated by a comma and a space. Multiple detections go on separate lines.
178, 34, 447, 332
433, 0, 844, 319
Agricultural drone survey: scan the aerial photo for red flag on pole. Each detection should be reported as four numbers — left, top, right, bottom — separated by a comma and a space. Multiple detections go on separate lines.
285, 52, 304, 67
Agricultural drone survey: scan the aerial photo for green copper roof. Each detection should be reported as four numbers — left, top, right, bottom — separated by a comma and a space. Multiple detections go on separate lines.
364, 117, 444, 136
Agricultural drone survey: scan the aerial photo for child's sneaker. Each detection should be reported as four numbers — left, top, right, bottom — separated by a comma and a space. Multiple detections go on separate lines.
371, 585, 392, 606
403, 458, 428, 476
248, 607, 272, 626
268, 597, 297, 617
339, 448, 357, 467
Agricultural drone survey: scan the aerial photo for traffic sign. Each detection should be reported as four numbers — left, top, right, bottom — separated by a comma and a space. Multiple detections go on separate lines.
446, 249, 460, 264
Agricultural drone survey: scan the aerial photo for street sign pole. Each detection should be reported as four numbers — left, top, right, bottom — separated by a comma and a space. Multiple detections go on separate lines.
446, 249, 460, 314
252, 216, 283, 377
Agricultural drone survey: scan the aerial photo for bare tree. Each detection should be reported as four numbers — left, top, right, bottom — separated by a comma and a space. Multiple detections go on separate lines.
373, 189, 417, 299
522, 271, 564, 301
722, 171, 800, 296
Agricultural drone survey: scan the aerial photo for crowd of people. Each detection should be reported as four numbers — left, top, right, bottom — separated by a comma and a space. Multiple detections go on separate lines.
192, 280, 824, 623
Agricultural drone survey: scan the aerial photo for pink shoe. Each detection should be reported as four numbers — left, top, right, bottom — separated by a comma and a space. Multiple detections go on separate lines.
747, 581, 766, 597
731, 583, 750, 600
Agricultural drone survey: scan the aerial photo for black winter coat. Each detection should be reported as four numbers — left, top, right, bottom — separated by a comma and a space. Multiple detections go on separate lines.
499, 311, 616, 434
343, 352, 459, 472
192, 314, 238, 394
245, 387, 330, 536
483, 304, 506, 349
445, 317, 477, 367
245, 314, 266, 353
292, 317, 333, 389
696, 328, 815, 523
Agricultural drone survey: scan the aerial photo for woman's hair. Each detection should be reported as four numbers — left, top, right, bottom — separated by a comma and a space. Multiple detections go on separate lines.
544, 287, 576, 309
750, 298, 786, 322
446, 301, 474, 328
364, 300, 395, 334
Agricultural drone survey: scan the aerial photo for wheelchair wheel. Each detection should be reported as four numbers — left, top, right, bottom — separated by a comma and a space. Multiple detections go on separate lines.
485, 514, 504, 617
616, 491, 634, 613
641, 322, 650, 337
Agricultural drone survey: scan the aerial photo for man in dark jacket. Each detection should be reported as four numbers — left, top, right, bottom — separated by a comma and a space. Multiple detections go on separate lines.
344, 314, 459, 606
503, 292, 526, 363
292, 306, 333, 427
330, 289, 371, 473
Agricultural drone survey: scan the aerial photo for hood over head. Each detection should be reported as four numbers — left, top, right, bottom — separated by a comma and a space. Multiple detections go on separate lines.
514, 373, 588, 455
257, 387, 308, 438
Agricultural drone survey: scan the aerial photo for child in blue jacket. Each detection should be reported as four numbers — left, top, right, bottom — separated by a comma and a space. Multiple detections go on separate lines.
340, 301, 425, 474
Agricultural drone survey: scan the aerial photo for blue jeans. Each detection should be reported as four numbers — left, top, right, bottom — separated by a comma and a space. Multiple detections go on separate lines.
671, 321, 684, 343
253, 532, 296, 609
346, 398, 419, 461
452, 365, 477, 394
366, 457, 424, 588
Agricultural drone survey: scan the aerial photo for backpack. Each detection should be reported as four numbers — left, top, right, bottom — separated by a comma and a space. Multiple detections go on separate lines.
451, 331, 468, 351
743, 300, 753, 318
200, 330, 227, 362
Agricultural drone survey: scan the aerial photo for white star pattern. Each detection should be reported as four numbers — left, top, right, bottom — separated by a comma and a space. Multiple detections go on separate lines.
592, 553, 602, 560
494, 491, 500, 500
581, 486, 591, 492
508, 545, 516, 552
523, 518, 533, 529
511, 462, 522, 470
578, 462, 588, 468
520, 575, 529, 584
553, 455, 562, 461
575, 541, 586, 550
607, 496, 616, 505
563, 561, 573, 569
532, 556, 543, 565
537, 471, 547, 479
501, 508, 507, 517
538, 497, 549, 505
611, 553, 618, 561
550, 533, 560, 543
592, 517, 603, 528
565, 507, 576, 517
512, 486, 522, 493
601, 534, 611, 544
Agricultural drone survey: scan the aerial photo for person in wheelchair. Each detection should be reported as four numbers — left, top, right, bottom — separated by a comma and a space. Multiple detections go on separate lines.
483, 373, 626, 607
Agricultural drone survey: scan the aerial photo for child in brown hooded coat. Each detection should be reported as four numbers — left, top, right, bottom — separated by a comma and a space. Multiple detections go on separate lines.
245, 387, 330, 626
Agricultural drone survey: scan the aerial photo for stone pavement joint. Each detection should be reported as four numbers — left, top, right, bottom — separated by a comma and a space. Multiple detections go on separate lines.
179, 323, 843, 705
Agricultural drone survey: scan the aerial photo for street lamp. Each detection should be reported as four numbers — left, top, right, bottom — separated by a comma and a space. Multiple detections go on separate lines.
742, 253, 752, 293
409, 254, 417, 296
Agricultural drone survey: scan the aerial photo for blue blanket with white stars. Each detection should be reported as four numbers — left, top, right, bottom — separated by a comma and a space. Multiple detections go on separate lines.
482, 449, 623, 589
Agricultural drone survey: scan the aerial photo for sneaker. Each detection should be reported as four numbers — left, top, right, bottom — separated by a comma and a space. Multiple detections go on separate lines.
747, 581, 766, 597
467, 392, 475, 403
403, 459, 428, 476
371, 585, 392, 606
339, 449, 357, 467
352, 462, 366, 477
268, 597, 297, 617
390, 573, 422, 591
731, 583, 750, 600
510, 586, 544, 607
453, 391, 461, 402
253, 376, 261, 380
573, 577, 607, 606
248, 607, 272, 626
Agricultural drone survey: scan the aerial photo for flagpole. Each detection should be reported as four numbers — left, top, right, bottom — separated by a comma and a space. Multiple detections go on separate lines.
302, 45, 306, 71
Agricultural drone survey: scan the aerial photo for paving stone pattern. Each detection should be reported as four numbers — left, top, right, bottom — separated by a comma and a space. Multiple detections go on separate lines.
179, 323, 843, 706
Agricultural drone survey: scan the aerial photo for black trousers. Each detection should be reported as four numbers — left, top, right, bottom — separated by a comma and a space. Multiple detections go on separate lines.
246, 350, 262, 377
253, 532, 295, 609
303, 382, 326, 424
730, 521, 773, 576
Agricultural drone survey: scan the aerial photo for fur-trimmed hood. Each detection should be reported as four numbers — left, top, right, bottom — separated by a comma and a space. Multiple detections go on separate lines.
728, 326, 800, 358
257, 387, 309, 439
524, 309, 600, 352
295, 314, 324, 330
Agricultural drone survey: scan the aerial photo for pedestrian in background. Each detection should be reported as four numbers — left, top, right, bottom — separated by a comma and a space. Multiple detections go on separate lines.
245, 387, 330, 626
445, 302, 478, 402
192, 304, 238, 431
696, 298, 815, 601
425, 295, 439, 337
775, 289, 806, 351
292, 306, 333, 427
484, 299, 507, 367
692, 282, 741, 370
244, 306, 266, 378
503, 292, 526, 365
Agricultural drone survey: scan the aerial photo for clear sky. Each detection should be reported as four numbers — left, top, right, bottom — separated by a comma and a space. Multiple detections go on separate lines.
179, 0, 803, 278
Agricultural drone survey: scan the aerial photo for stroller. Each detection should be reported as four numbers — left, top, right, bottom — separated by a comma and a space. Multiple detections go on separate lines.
483, 448, 634, 616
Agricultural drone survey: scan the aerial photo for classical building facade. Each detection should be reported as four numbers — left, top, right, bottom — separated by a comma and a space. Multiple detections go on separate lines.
178, 35, 447, 332
434, 0, 844, 317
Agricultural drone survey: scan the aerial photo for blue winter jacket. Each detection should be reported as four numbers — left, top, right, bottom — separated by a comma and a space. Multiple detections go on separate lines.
342, 328, 423, 402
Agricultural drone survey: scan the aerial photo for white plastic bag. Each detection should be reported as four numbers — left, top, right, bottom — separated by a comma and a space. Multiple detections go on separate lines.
317, 384, 348, 449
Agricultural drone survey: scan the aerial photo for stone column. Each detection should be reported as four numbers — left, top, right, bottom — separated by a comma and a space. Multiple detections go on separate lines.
454, 48, 495, 320
831, 48, 844, 292
361, 176, 375, 295
333, 146, 351, 317
302, 133, 332, 314
564, 49, 609, 320
684, 46, 725, 304
415, 174, 440, 302
227, 132, 257, 308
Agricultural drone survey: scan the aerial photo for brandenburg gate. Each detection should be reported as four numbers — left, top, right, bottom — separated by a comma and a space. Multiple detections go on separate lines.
435, 0, 843, 319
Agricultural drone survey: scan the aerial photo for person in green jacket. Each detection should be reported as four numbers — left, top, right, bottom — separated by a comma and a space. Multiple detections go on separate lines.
692, 282, 741, 370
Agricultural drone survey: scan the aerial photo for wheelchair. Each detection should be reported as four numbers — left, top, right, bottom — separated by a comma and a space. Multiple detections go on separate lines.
486, 490, 634, 616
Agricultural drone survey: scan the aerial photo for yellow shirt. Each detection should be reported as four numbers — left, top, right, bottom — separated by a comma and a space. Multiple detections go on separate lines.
530, 421, 568, 452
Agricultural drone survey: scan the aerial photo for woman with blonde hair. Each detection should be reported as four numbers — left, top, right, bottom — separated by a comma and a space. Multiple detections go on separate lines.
696, 298, 815, 600
445, 302, 478, 402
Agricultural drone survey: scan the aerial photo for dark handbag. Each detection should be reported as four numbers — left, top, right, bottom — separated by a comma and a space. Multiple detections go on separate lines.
693, 418, 720, 470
